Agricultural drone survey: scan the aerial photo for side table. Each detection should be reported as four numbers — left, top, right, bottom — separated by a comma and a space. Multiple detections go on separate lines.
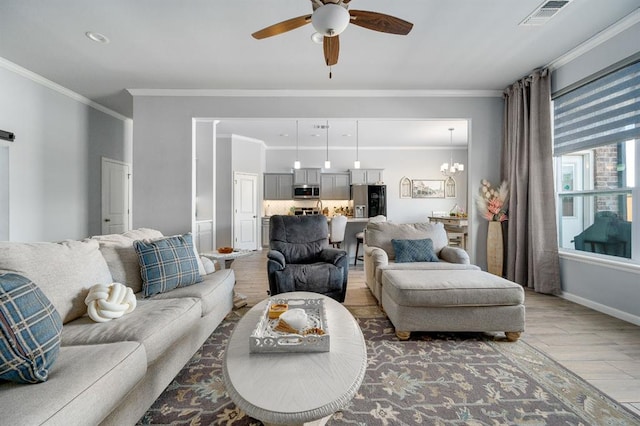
201, 250, 253, 308
201, 249, 253, 270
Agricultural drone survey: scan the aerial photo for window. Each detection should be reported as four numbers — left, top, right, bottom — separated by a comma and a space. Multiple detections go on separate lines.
553, 59, 639, 261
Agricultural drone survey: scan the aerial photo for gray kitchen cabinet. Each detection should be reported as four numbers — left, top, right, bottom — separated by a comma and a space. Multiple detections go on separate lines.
261, 217, 270, 248
264, 173, 293, 200
293, 168, 321, 185
350, 169, 384, 185
320, 173, 350, 200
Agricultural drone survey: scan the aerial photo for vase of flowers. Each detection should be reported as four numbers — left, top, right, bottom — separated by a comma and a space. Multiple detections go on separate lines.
476, 180, 509, 276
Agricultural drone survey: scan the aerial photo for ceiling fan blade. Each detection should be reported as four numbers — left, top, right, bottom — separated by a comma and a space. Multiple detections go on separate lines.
323, 35, 339, 66
252, 15, 312, 39
349, 10, 413, 35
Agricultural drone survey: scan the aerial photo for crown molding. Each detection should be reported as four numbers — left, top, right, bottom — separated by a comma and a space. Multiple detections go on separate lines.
0, 57, 131, 123
266, 145, 465, 151
127, 88, 503, 98
547, 8, 640, 70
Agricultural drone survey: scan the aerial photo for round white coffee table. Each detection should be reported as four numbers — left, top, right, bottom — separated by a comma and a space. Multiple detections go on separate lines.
223, 291, 367, 426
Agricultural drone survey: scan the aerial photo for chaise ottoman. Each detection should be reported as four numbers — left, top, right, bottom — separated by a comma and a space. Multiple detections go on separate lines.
380, 269, 525, 341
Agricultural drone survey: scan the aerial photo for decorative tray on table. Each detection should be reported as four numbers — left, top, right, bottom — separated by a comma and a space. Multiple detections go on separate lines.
250, 298, 330, 353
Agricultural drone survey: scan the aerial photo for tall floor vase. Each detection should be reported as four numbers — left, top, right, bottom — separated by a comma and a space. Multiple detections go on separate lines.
486, 221, 504, 276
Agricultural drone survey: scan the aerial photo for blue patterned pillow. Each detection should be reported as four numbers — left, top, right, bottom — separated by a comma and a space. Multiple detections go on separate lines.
134, 233, 203, 297
0, 273, 63, 384
392, 238, 440, 263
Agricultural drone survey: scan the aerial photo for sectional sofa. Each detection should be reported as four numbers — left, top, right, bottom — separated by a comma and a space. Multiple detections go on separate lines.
0, 228, 235, 425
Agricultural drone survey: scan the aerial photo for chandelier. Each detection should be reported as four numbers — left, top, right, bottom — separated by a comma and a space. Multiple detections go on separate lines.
440, 128, 464, 176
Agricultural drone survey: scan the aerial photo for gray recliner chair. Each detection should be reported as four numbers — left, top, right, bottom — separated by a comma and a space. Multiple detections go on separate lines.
267, 215, 349, 302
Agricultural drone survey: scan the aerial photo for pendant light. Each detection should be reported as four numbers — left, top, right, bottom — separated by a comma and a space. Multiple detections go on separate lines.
293, 120, 301, 169
324, 120, 331, 169
354, 120, 361, 169
440, 128, 464, 176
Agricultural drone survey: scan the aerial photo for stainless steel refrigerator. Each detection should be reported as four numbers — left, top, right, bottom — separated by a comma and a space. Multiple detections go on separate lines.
352, 185, 386, 218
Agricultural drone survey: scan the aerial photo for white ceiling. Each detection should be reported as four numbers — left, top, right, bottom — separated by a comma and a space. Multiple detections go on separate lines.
216, 118, 469, 149
1, 0, 638, 148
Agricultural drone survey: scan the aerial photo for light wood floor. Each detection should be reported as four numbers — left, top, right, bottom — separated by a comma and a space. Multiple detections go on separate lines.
230, 250, 640, 415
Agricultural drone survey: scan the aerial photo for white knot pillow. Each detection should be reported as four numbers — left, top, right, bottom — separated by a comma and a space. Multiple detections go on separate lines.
85, 283, 136, 323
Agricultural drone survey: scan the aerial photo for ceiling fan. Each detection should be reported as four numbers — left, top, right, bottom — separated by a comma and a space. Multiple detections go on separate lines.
251, 0, 413, 71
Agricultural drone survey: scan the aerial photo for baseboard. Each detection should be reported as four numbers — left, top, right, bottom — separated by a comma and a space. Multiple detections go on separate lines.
560, 291, 640, 326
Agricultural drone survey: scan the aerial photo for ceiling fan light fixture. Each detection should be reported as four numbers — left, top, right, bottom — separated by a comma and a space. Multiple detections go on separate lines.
310, 32, 324, 44
311, 4, 350, 37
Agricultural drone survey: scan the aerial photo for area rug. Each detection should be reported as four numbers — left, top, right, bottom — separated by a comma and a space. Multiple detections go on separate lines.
138, 312, 639, 425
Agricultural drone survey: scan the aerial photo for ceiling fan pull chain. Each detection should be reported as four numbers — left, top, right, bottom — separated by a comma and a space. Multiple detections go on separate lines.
329, 65, 332, 79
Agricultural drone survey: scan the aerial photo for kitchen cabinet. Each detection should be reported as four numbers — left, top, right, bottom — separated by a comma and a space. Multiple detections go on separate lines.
350, 169, 384, 185
262, 217, 270, 248
321, 173, 350, 200
293, 168, 321, 185
195, 220, 213, 253
264, 173, 293, 200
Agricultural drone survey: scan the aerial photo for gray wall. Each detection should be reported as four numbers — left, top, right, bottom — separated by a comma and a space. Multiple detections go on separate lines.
215, 134, 265, 247
551, 21, 640, 323
0, 64, 132, 241
131, 95, 504, 266
0, 146, 8, 240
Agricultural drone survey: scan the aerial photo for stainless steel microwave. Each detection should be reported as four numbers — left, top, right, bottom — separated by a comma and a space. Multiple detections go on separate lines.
293, 185, 320, 199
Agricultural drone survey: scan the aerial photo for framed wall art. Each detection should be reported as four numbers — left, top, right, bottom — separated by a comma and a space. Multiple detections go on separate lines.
399, 176, 412, 198
445, 176, 456, 198
412, 179, 445, 198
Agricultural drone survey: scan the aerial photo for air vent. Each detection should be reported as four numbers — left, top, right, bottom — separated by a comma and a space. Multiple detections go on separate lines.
520, 0, 572, 26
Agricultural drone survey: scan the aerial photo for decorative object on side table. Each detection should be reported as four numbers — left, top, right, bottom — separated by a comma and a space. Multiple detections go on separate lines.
250, 298, 329, 353
476, 179, 509, 276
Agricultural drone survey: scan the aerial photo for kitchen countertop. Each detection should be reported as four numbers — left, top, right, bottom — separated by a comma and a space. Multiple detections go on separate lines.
263, 215, 368, 223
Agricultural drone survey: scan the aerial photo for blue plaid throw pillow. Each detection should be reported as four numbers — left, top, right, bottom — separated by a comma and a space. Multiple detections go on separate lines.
134, 233, 203, 297
0, 273, 63, 384
392, 238, 440, 263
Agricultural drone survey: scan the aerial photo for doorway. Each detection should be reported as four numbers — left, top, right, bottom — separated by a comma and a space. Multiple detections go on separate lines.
233, 172, 258, 250
101, 157, 131, 235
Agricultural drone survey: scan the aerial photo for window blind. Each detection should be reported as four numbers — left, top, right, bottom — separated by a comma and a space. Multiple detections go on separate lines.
553, 60, 640, 155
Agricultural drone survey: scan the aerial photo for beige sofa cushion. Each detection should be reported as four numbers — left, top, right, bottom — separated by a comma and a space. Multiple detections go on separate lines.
61, 297, 201, 363
365, 222, 449, 260
382, 269, 525, 307
92, 228, 164, 294
0, 239, 113, 324
148, 268, 235, 316
0, 342, 145, 426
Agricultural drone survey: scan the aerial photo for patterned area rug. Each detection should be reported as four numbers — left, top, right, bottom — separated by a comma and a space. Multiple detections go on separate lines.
138, 312, 639, 425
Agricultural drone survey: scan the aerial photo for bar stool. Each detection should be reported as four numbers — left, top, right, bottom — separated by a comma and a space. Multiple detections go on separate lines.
354, 231, 365, 266
353, 215, 386, 266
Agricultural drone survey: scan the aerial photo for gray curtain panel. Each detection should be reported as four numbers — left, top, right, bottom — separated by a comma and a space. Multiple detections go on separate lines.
501, 69, 561, 295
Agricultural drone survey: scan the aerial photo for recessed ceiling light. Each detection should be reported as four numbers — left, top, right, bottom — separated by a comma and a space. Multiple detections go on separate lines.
85, 31, 110, 44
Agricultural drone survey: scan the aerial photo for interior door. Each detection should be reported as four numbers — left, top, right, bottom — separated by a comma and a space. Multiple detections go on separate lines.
102, 158, 131, 235
560, 155, 589, 248
233, 172, 258, 250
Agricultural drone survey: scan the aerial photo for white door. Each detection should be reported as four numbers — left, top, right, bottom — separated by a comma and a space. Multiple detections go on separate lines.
102, 158, 131, 235
233, 172, 258, 250
559, 154, 590, 248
